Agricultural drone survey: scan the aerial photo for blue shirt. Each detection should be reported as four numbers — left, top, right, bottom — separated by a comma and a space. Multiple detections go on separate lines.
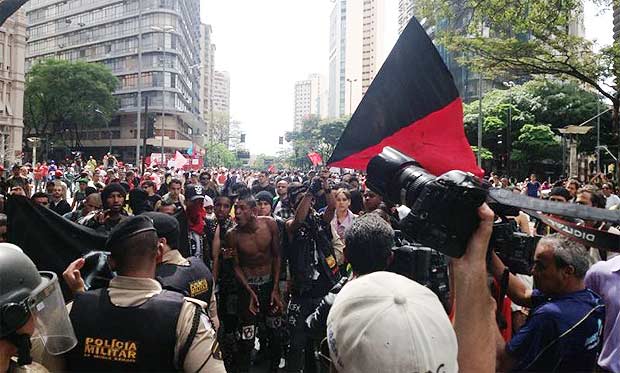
526, 181, 540, 197
507, 288, 605, 372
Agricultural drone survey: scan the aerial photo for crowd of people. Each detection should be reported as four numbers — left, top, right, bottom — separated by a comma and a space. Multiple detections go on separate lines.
0, 154, 619, 373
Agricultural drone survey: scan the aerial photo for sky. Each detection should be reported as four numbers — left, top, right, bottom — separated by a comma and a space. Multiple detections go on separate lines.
201, 1, 613, 156
200, 0, 398, 156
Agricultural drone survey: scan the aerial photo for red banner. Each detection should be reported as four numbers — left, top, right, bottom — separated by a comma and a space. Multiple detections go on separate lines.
307, 152, 323, 166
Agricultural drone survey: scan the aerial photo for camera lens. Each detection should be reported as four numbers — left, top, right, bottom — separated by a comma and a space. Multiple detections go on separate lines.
367, 147, 434, 204
397, 165, 436, 206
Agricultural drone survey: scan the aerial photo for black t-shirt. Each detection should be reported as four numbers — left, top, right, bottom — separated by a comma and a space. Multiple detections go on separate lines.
251, 183, 276, 196
6, 176, 28, 189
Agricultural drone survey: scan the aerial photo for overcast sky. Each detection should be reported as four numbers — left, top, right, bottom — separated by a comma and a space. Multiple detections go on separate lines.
201, 1, 613, 156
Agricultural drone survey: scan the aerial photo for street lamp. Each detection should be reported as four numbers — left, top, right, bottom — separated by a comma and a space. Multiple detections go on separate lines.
26, 137, 41, 164
502, 81, 515, 175
94, 108, 112, 154
151, 25, 176, 164
346, 78, 357, 115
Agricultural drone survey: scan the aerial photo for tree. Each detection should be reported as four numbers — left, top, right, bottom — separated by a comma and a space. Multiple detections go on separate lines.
416, 0, 620, 176
512, 124, 561, 164
24, 59, 119, 153
285, 115, 348, 168
203, 142, 240, 168
463, 79, 613, 175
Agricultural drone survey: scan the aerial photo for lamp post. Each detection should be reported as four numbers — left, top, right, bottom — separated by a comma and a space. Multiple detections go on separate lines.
94, 108, 111, 153
502, 81, 515, 175
136, 0, 143, 168
27, 137, 41, 164
346, 78, 357, 115
151, 25, 176, 165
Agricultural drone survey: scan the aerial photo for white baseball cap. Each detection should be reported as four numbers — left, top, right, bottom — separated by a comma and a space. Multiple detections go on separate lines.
327, 271, 458, 373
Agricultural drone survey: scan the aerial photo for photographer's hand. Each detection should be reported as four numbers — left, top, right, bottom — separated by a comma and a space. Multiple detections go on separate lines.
451, 203, 496, 373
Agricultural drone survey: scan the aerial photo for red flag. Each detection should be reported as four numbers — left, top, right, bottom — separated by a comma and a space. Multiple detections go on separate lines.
327, 16, 482, 177
268, 164, 276, 173
307, 152, 323, 166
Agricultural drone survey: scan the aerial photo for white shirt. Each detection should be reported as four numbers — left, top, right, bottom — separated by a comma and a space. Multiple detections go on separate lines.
605, 193, 620, 209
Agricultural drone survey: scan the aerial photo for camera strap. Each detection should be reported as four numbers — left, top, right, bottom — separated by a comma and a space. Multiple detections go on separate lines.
489, 188, 620, 225
525, 211, 620, 252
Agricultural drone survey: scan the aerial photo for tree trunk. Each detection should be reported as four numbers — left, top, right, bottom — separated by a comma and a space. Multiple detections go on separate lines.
614, 100, 620, 183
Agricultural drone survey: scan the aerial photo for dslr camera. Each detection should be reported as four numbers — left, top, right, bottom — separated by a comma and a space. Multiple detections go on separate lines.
367, 147, 487, 257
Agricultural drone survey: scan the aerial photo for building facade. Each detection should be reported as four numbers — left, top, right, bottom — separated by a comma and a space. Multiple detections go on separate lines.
25, 0, 204, 164
328, 0, 385, 118
199, 23, 215, 144
0, 9, 26, 167
294, 73, 327, 131
398, 0, 415, 35
211, 70, 230, 146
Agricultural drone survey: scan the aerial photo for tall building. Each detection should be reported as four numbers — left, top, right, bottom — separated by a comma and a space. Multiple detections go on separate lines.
0, 9, 26, 167
199, 23, 216, 143
211, 70, 230, 146
25, 0, 204, 163
228, 119, 243, 151
398, 0, 415, 35
328, 0, 385, 118
293, 73, 327, 131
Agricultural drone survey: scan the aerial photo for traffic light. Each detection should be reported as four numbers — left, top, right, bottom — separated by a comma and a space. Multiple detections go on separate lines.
279, 136, 283, 145
146, 115, 156, 137
240, 133, 246, 143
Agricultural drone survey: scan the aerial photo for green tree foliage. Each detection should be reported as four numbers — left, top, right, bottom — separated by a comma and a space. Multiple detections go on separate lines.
512, 124, 561, 163
24, 59, 119, 149
471, 146, 494, 160
285, 115, 348, 168
464, 79, 612, 172
203, 142, 241, 168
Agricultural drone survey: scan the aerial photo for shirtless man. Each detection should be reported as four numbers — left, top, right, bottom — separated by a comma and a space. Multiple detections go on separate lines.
227, 194, 283, 373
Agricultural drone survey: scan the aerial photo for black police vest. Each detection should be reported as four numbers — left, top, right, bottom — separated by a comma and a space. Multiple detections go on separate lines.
67, 288, 184, 372
156, 256, 214, 304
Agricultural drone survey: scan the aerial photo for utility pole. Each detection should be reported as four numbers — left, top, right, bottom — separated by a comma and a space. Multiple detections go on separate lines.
596, 98, 601, 172
136, 0, 143, 168
152, 26, 175, 165
142, 96, 149, 172
346, 78, 357, 115
161, 36, 166, 164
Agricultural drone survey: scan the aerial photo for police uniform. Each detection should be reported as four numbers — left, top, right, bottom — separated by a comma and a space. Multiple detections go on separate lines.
65, 216, 226, 373
158, 249, 220, 330
141, 211, 220, 328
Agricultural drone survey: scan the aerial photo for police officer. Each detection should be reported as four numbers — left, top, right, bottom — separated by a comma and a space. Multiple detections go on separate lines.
143, 211, 220, 330
0, 243, 77, 372
64, 215, 226, 372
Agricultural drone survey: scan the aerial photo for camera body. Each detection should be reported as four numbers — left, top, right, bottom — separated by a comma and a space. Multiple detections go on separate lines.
387, 236, 450, 310
491, 222, 539, 275
367, 147, 488, 257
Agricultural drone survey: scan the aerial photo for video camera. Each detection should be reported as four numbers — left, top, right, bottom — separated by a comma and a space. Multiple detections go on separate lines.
388, 231, 450, 309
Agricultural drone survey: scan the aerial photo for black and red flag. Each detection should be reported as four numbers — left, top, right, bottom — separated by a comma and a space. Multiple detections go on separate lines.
327, 16, 483, 177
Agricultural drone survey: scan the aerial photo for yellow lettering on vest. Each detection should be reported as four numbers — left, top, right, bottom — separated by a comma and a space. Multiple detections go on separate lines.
82, 337, 138, 363
189, 278, 209, 297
